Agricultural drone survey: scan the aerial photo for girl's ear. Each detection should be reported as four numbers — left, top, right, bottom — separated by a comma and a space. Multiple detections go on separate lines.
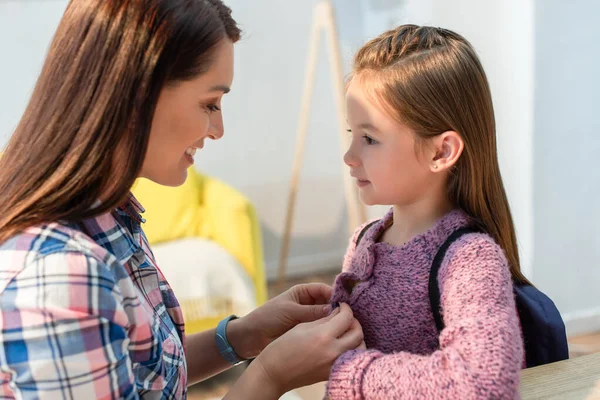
429, 131, 464, 172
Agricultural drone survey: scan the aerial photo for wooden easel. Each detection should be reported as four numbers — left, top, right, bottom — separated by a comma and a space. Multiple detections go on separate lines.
277, 0, 367, 290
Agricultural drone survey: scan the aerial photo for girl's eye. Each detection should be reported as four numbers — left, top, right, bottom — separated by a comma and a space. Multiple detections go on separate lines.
347, 129, 377, 145
363, 135, 377, 145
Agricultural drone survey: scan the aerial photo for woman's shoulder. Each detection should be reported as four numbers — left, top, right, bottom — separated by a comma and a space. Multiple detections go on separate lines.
0, 222, 119, 284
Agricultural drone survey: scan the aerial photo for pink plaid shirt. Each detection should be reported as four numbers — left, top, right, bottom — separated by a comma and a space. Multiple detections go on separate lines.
0, 194, 187, 399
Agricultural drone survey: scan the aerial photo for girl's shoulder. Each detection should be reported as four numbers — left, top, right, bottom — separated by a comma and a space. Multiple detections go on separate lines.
441, 230, 510, 282
446, 230, 504, 260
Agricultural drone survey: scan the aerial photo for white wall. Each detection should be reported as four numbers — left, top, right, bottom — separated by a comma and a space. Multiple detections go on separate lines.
533, 0, 600, 336
0, 0, 70, 146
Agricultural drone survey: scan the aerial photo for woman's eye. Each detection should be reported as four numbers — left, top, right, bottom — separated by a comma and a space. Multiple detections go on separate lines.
206, 104, 221, 113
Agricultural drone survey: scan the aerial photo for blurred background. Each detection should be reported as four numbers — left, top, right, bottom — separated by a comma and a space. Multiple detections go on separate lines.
1, 0, 599, 398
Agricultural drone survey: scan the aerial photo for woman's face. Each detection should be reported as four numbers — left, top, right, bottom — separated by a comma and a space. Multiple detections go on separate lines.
140, 39, 234, 186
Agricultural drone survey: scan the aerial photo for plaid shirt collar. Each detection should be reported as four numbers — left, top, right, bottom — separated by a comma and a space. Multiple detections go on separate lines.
79, 192, 148, 267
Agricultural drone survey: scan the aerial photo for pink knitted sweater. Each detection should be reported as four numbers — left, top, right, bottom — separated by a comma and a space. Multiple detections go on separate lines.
327, 209, 524, 399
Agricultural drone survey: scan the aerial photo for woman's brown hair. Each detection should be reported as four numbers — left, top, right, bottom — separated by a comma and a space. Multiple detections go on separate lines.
0, 0, 240, 244
352, 24, 529, 284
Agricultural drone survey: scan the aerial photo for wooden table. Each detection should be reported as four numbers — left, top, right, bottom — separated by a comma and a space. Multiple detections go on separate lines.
520, 352, 600, 399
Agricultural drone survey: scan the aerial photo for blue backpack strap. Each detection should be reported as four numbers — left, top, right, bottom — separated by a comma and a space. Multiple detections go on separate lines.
355, 220, 380, 247
428, 227, 481, 332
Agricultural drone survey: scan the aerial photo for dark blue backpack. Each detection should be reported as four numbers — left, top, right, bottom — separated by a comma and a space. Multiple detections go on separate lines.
356, 223, 569, 368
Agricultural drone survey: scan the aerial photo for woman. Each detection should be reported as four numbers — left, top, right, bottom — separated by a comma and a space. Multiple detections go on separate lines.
0, 1, 364, 399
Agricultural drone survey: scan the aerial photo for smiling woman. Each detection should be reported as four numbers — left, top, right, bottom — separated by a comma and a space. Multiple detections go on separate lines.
0, 1, 365, 399
141, 39, 234, 186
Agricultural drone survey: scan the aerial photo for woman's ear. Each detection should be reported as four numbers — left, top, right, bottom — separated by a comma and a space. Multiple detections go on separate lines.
429, 131, 464, 173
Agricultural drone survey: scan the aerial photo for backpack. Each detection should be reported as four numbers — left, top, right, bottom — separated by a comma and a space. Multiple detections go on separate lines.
356, 221, 569, 368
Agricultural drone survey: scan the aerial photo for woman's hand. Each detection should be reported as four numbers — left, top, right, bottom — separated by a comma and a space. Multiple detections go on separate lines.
252, 303, 365, 395
229, 283, 335, 359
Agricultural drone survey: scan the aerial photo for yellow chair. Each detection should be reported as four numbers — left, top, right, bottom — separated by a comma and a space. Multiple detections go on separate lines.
132, 168, 267, 333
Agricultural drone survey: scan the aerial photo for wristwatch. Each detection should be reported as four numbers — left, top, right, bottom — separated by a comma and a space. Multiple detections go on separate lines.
215, 315, 245, 365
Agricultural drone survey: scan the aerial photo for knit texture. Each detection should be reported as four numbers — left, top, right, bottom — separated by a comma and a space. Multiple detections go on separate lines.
327, 208, 523, 399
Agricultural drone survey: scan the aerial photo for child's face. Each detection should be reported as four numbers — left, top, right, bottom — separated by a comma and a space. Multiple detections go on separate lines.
344, 78, 436, 207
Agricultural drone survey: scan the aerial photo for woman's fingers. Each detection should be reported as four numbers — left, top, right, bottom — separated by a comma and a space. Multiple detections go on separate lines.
289, 283, 333, 306
321, 303, 355, 337
335, 317, 365, 351
254, 304, 360, 393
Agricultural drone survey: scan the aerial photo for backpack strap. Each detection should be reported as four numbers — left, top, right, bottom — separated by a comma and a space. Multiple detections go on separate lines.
355, 220, 380, 247
429, 226, 481, 332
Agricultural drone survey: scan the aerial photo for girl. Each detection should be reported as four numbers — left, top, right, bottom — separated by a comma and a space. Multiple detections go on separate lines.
327, 25, 525, 399
0, 1, 364, 399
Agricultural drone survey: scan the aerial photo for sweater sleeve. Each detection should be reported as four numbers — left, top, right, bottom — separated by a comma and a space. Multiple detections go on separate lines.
327, 234, 523, 400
